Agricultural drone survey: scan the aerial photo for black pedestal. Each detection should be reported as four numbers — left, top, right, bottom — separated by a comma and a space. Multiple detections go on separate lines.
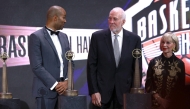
123, 93, 151, 109
0, 98, 20, 109
58, 95, 87, 109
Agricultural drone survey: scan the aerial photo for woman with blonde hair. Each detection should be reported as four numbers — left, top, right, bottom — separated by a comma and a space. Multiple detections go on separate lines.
145, 32, 186, 109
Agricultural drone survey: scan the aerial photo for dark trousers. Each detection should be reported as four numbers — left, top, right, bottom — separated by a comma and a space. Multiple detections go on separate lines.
36, 97, 58, 109
92, 88, 123, 109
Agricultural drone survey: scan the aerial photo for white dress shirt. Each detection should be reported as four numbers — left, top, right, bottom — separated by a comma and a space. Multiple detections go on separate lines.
46, 28, 64, 90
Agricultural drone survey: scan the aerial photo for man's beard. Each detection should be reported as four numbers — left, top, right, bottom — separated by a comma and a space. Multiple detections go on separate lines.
110, 27, 120, 34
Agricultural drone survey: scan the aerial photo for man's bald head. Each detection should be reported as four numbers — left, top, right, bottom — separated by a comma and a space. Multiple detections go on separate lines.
46, 6, 65, 20
46, 5, 66, 31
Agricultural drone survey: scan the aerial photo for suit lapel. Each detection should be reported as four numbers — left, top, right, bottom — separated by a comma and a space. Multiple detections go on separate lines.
104, 29, 116, 65
119, 29, 131, 66
57, 34, 66, 59
43, 27, 59, 57
58, 34, 69, 78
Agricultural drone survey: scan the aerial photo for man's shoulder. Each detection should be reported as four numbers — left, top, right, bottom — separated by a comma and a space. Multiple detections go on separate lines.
59, 31, 67, 36
31, 27, 45, 35
123, 29, 139, 37
92, 29, 109, 35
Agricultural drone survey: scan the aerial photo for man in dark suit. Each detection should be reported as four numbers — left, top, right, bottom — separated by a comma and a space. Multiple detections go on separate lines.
29, 5, 70, 109
87, 7, 142, 109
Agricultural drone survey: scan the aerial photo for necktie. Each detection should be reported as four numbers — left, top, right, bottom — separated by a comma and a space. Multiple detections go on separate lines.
113, 35, 120, 67
45, 27, 59, 35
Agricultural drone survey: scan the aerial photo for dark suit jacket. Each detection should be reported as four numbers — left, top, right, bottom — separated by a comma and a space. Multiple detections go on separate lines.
29, 27, 70, 98
87, 28, 142, 104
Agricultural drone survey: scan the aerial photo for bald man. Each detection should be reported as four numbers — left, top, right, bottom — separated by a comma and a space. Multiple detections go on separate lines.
87, 7, 142, 109
29, 5, 70, 109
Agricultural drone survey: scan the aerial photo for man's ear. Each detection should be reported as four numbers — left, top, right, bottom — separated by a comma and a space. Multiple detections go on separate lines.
122, 20, 126, 25
53, 15, 58, 21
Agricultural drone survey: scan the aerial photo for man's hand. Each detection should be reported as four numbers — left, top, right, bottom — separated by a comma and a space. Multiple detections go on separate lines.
55, 80, 68, 95
91, 92, 101, 107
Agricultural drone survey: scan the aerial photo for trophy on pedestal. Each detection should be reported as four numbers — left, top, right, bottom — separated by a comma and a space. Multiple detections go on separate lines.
0, 52, 12, 99
130, 49, 144, 94
63, 50, 78, 96
123, 49, 151, 109
58, 50, 87, 109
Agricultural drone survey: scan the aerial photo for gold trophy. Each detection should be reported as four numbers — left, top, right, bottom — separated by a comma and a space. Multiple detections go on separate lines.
63, 50, 78, 96
130, 49, 144, 94
123, 49, 151, 109
0, 52, 12, 99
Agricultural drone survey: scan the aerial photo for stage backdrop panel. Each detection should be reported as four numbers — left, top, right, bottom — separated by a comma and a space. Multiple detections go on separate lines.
0, 0, 190, 109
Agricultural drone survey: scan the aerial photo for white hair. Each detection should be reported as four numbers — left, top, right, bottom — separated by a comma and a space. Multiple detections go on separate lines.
111, 7, 126, 20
